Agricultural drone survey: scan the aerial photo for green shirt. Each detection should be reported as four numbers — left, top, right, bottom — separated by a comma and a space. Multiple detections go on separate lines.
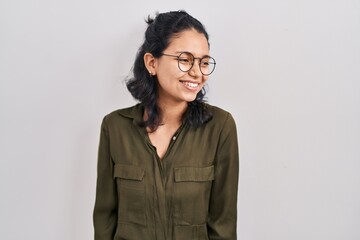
93, 104, 239, 240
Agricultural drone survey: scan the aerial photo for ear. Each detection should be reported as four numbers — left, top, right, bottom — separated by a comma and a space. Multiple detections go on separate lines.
144, 52, 158, 76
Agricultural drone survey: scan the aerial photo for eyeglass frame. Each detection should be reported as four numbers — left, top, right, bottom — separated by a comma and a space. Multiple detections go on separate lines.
160, 51, 216, 76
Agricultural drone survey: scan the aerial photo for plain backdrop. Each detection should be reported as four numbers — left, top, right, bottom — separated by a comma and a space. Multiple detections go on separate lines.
1, 0, 359, 239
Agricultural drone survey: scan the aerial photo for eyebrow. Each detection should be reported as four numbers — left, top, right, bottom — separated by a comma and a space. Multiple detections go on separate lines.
174, 51, 211, 58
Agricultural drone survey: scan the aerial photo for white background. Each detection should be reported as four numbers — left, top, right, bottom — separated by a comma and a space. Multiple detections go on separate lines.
1, 0, 359, 239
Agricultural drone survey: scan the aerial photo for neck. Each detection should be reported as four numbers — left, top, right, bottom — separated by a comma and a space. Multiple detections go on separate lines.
158, 101, 187, 125
143, 102, 187, 126
159, 102, 187, 124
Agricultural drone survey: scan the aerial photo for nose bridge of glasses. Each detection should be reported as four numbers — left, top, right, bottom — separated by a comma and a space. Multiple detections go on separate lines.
192, 56, 202, 65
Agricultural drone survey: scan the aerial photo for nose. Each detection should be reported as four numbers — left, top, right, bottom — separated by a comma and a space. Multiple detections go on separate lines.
188, 60, 202, 78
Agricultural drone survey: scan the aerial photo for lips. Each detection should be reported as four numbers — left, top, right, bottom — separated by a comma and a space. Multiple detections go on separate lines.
179, 80, 200, 90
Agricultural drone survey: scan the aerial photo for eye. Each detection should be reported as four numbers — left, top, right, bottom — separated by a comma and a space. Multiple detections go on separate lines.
178, 58, 191, 63
200, 57, 215, 68
178, 52, 194, 64
178, 58, 193, 65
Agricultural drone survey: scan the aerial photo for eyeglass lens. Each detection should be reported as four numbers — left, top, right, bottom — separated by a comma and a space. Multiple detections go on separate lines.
177, 52, 216, 75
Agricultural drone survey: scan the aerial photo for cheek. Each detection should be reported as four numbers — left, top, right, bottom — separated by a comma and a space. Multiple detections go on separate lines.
162, 69, 187, 82
156, 70, 185, 89
157, 73, 180, 86
157, 62, 183, 79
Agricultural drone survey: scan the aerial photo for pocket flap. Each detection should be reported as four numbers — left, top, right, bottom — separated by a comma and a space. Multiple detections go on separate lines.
113, 164, 145, 181
174, 165, 214, 182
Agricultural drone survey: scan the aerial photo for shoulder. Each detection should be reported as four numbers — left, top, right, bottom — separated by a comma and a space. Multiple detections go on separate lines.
198, 103, 237, 134
206, 103, 235, 124
204, 105, 238, 146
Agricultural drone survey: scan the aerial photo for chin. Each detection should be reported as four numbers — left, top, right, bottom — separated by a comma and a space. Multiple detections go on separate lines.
183, 94, 198, 103
177, 89, 201, 103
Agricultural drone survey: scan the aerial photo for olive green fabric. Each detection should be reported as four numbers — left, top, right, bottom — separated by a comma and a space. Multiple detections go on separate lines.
93, 104, 239, 240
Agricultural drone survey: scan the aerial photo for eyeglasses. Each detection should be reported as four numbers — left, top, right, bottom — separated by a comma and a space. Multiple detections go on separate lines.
161, 52, 216, 76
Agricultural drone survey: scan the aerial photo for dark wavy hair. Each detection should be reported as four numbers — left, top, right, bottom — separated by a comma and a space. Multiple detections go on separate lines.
126, 10, 213, 131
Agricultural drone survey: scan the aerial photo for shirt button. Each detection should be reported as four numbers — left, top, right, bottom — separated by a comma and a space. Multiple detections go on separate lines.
172, 136, 176, 141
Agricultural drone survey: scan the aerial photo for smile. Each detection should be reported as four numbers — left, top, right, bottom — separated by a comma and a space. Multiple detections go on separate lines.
180, 80, 199, 89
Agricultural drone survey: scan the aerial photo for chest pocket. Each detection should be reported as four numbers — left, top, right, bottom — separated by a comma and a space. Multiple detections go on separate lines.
113, 164, 147, 226
173, 165, 214, 225
174, 165, 215, 182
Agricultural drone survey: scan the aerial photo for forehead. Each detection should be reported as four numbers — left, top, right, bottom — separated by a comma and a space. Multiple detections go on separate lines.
166, 29, 209, 56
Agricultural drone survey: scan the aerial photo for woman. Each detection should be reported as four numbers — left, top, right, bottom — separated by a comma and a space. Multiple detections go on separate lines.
93, 10, 239, 240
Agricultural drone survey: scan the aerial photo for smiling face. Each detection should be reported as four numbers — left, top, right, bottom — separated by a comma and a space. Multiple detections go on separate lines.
151, 29, 210, 106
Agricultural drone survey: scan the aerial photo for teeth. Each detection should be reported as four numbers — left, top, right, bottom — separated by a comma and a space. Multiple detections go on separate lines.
183, 82, 199, 88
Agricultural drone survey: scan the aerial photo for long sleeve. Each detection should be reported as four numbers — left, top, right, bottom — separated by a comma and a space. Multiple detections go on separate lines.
207, 113, 239, 240
93, 117, 118, 240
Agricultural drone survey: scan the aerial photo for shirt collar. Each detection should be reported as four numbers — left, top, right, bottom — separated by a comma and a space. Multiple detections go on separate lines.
118, 104, 144, 125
